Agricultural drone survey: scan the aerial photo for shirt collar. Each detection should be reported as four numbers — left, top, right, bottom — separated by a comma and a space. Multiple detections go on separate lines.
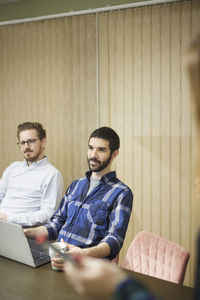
85, 170, 116, 183
23, 156, 47, 168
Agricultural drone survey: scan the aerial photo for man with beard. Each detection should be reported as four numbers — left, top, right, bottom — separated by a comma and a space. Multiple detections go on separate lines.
24, 127, 133, 270
0, 122, 63, 226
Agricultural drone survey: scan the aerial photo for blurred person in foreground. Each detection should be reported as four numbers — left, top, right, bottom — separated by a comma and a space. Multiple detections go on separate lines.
186, 33, 200, 300
64, 256, 157, 300
63, 34, 200, 300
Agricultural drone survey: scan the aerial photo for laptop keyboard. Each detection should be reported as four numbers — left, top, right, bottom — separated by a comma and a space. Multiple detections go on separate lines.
28, 238, 50, 265
31, 248, 49, 262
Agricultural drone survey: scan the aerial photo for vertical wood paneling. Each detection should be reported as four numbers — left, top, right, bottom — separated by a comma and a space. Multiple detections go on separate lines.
124, 9, 134, 192
113, 11, 125, 178
132, 7, 143, 237
123, 9, 134, 248
98, 2, 200, 286
142, 7, 152, 231
0, 14, 97, 189
98, 13, 110, 125
180, 3, 193, 283
170, 4, 181, 244
160, 5, 171, 239
151, 5, 162, 235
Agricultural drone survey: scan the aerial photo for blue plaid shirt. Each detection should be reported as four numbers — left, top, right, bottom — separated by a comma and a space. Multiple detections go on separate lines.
45, 171, 133, 259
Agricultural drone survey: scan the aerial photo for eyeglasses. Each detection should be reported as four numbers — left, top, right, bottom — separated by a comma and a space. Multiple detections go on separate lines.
17, 138, 40, 147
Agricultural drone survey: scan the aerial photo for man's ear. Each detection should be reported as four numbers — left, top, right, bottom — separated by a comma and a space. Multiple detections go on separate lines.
41, 138, 46, 148
111, 150, 119, 160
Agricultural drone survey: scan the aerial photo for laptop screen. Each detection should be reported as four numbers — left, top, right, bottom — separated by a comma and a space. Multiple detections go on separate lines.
0, 220, 50, 267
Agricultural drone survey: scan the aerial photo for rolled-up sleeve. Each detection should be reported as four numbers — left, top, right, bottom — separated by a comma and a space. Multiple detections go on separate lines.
102, 188, 133, 259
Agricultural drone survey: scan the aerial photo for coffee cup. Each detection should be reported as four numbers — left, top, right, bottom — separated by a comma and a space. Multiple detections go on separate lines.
49, 241, 66, 271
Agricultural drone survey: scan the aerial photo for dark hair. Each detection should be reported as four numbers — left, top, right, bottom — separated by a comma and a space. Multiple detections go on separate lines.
89, 127, 120, 153
17, 122, 46, 140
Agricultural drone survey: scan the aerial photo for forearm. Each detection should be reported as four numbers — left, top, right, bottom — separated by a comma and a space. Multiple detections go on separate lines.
6, 207, 54, 226
82, 242, 111, 258
24, 225, 48, 239
52, 242, 110, 271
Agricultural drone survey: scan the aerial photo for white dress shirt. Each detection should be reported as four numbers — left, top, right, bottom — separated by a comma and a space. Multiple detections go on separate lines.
0, 157, 63, 226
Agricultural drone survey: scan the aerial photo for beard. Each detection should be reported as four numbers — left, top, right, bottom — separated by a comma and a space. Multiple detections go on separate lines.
88, 153, 112, 173
23, 148, 43, 163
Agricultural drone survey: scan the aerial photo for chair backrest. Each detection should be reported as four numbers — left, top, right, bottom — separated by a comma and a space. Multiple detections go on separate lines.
120, 231, 190, 284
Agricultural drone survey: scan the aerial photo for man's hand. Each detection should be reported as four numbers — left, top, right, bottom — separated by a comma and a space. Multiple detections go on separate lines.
51, 240, 111, 271
0, 212, 7, 221
66, 242, 85, 256
64, 255, 127, 299
51, 240, 84, 271
23, 226, 48, 239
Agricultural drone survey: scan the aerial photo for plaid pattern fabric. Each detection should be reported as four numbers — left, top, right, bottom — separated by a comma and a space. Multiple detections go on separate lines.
45, 171, 133, 259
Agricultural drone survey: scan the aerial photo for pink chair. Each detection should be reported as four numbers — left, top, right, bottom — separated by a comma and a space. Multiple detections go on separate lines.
120, 231, 190, 284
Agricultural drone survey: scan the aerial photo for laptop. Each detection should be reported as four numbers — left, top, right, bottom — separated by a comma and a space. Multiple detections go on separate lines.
0, 220, 50, 267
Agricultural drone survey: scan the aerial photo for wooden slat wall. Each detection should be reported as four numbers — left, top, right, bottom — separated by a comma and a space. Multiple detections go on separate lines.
0, 14, 97, 186
0, 1, 200, 286
98, 1, 200, 286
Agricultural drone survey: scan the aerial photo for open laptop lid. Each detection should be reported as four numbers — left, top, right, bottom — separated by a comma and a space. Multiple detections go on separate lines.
0, 220, 47, 267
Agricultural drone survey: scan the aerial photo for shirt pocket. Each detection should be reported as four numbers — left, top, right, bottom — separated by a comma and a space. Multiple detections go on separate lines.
88, 200, 109, 226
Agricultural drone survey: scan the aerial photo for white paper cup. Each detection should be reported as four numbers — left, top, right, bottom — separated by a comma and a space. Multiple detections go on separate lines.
49, 242, 66, 271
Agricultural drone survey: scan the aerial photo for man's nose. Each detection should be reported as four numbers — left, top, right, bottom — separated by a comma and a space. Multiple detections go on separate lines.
91, 148, 98, 158
24, 142, 30, 149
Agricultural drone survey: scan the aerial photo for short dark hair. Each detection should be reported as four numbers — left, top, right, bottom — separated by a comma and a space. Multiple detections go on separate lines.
17, 122, 46, 140
89, 127, 120, 153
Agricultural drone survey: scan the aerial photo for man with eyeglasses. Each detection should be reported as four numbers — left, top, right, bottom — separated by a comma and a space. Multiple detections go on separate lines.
0, 122, 63, 227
